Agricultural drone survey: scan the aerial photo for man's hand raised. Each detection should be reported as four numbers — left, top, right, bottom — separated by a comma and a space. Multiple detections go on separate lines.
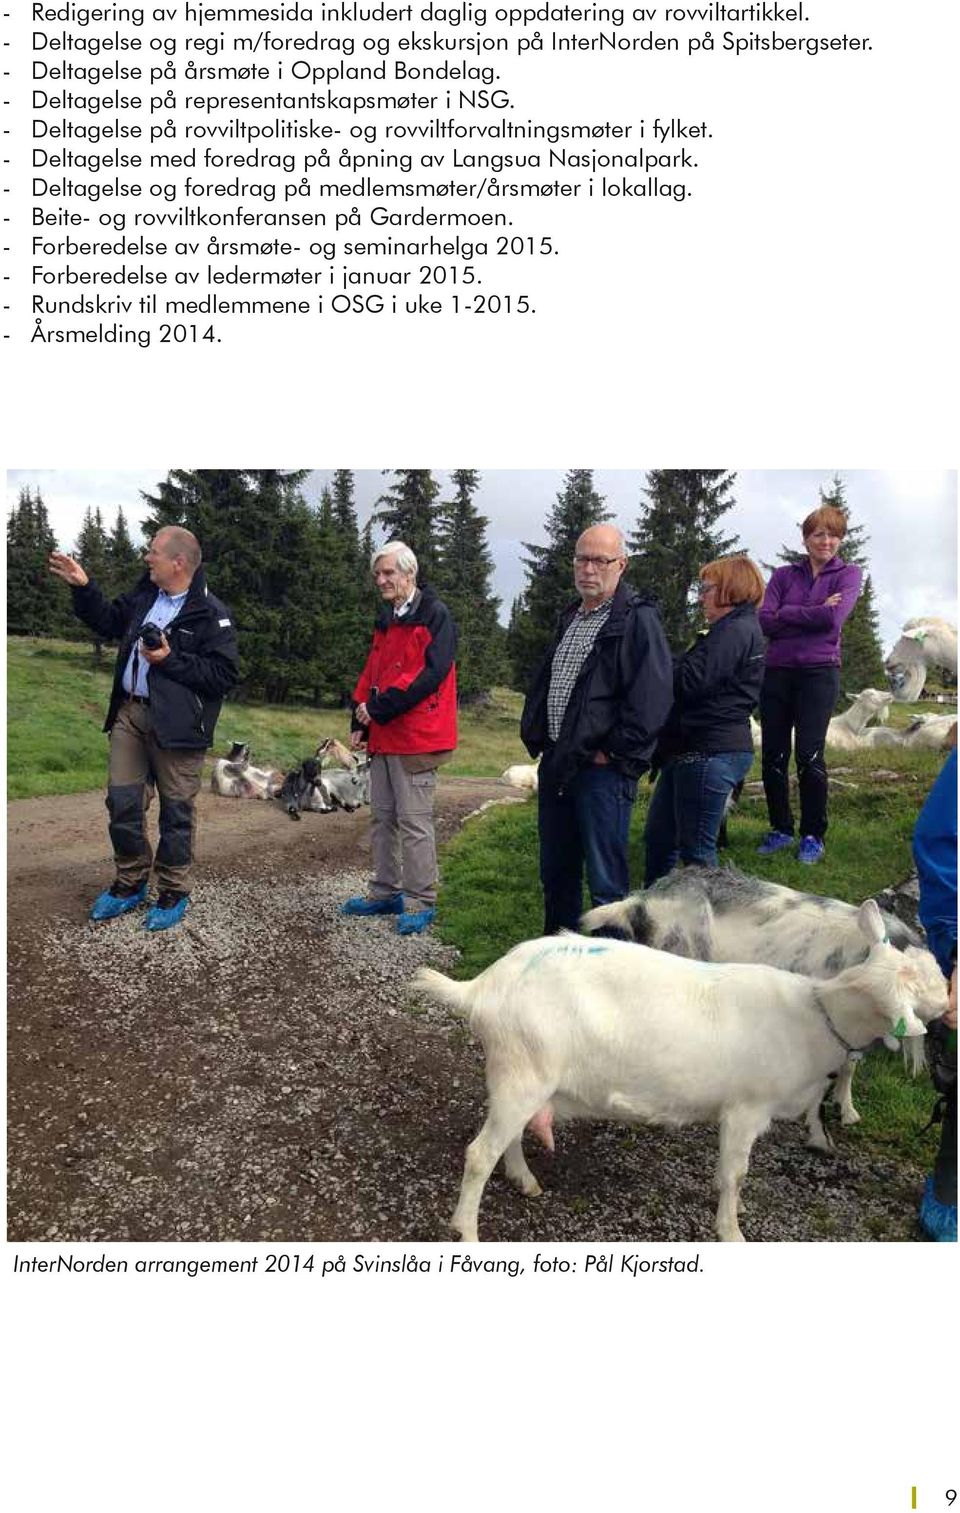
48, 552, 89, 588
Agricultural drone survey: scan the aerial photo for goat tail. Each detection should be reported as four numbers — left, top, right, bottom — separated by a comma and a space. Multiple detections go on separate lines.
410, 967, 473, 1019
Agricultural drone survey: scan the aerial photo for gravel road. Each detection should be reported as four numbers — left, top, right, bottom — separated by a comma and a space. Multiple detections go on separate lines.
7, 781, 930, 1243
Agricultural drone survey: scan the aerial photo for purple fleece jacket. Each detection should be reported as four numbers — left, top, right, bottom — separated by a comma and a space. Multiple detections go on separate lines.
759, 556, 862, 669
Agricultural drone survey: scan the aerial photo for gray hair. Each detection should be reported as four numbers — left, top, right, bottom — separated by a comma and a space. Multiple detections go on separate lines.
372, 540, 418, 578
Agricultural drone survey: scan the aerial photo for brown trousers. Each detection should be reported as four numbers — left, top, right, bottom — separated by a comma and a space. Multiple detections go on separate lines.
107, 701, 205, 894
368, 753, 438, 909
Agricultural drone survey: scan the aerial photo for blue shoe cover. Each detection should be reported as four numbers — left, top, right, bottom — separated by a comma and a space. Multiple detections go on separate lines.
144, 895, 189, 932
397, 907, 437, 936
89, 884, 147, 921
340, 894, 404, 916
919, 1176, 957, 1242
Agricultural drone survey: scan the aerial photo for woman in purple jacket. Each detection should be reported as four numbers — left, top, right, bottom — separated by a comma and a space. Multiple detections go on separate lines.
757, 504, 862, 864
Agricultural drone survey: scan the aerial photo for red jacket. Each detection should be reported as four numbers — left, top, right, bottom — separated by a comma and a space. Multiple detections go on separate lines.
352, 586, 458, 754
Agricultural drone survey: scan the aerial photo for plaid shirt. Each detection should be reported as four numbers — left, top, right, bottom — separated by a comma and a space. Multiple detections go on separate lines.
547, 597, 614, 742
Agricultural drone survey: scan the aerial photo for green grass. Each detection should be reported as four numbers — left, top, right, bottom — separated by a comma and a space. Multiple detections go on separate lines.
6, 637, 530, 798
434, 746, 947, 1170
437, 748, 944, 973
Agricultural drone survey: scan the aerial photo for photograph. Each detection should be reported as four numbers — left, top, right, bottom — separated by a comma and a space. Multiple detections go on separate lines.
8, 467, 957, 1247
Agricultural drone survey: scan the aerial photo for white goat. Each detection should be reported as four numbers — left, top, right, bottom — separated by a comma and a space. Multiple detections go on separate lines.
885, 618, 958, 702
826, 688, 895, 750
900, 714, 958, 751
858, 725, 907, 749
413, 902, 946, 1241
499, 758, 540, 792
582, 865, 931, 1126
860, 713, 958, 752
211, 742, 283, 800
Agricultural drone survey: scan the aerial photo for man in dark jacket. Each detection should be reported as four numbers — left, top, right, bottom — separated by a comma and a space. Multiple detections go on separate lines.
521, 525, 674, 934
49, 526, 239, 931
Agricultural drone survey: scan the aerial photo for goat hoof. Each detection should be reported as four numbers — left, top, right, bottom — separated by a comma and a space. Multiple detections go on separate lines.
840, 1110, 861, 1127
513, 1175, 542, 1198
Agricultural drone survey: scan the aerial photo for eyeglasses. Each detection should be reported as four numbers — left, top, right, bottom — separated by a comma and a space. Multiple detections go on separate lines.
807, 531, 840, 541
698, 582, 718, 597
573, 555, 623, 569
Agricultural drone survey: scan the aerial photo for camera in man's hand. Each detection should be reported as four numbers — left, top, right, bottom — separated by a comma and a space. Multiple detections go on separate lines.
139, 622, 165, 651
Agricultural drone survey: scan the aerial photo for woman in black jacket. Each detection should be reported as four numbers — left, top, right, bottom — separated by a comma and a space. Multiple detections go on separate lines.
644, 556, 766, 885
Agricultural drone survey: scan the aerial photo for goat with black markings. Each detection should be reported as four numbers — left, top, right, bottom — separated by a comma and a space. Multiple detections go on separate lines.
583, 865, 931, 1128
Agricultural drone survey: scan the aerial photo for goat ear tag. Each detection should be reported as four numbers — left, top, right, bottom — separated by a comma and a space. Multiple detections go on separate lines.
892, 1017, 908, 1039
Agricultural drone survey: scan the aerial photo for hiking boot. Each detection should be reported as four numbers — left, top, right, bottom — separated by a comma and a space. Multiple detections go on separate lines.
757, 831, 793, 857
144, 891, 190, 932
89, 882, 147, 922
798, 835, 825, 865
919, 1176, 957, 1242
340, 894, 404, 917
397, 907, 436, 936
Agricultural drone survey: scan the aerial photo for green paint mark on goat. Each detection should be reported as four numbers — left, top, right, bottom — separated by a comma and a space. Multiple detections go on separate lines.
521, 941, 611, 975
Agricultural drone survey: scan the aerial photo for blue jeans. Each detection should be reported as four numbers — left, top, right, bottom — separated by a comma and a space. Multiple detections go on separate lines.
644, 750, 754, 886
538, 761, 638, 934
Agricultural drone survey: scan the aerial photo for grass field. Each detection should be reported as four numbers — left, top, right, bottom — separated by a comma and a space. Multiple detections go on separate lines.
6, 637, 531, 798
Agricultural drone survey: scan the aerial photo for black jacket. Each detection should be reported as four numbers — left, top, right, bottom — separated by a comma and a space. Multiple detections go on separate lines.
658, 602, 764, 757
71, 567, 240, 750
520, 579, 674, 788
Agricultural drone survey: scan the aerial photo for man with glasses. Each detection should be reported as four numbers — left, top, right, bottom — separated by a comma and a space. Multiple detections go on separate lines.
49, 527, 239, 931
520, 524, 673, 934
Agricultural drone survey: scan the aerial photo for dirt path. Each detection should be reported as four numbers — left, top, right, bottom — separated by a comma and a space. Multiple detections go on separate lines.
7, 777, 510, 913
7, 781, 929, 1244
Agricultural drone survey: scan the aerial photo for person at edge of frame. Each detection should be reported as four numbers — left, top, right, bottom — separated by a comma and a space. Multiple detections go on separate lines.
913, 734, 958, 1242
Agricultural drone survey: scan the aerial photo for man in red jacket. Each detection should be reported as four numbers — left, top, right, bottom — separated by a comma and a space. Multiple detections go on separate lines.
341, 541, 458, 936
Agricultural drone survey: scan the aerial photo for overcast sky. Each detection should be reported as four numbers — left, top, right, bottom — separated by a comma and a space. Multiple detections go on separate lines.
8, 468, 956, 655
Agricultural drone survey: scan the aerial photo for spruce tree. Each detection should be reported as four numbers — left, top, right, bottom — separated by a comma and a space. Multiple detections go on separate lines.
107, 506, 143, 594
7, 486, 62, 637
73, 507, 113, 656
507, 469, 611, 688
358, 518, 381, 624
628, 470, 741, 649
140, 468, 316, 701
327, 469, 372, 702
768, 474, 885, 693
374, 470, 440, 582
435, 469, 505, 700
74, 506, 111, 583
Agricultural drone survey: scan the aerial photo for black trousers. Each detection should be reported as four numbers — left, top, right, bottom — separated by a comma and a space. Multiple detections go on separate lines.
759, 664, 840, 840
934, 1087, 957, 1206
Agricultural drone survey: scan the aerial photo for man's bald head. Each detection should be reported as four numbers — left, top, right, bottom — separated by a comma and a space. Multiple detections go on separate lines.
155, 527, 202, 571
146, 527, 202, 594
574, 525, 627, 608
